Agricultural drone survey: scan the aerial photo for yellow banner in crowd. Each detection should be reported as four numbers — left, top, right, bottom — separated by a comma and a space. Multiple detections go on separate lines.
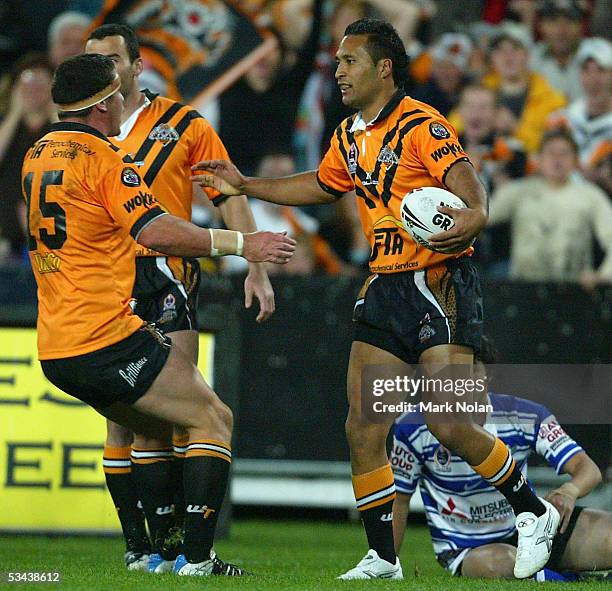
0, 328, 214, 532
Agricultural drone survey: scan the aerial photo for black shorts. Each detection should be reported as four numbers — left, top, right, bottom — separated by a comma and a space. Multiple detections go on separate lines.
437, 506, 585, 576
353, 258, 483, 364
132, 256, 201, 333
41, 324, 172, 410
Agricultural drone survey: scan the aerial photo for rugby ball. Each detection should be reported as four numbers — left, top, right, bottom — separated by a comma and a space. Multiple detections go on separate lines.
400, 187, 466, 251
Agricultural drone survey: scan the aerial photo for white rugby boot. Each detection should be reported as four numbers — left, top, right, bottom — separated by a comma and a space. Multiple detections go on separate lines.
337, 549, 403, 580
514, 497, 560, 579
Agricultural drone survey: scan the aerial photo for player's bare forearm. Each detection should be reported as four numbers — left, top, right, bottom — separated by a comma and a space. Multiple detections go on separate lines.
218, 195, 257, 233
444, 161, 488, 218
392, 493, 411, 554
242, 171, 338, 206
191, 159, 337, 206
560, 452, 602, 498
137, 213, 295, 263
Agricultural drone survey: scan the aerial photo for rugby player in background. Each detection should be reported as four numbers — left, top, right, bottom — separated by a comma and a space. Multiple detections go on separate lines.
22, 53, 294, 576
86, 24, 275, 572
192, 18, 560, 580
392, 338, 611, 581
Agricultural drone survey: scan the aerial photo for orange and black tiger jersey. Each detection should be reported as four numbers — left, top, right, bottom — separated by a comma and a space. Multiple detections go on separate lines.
113, 91, 229, 256
22, 122, 166, 360
317, 90, 474, 274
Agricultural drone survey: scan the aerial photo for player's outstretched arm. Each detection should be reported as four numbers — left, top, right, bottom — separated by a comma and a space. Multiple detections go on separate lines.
429, 161, 488, 253
138, 214, 296, 264
392, 493, 412, 554
191, 160, 338, 206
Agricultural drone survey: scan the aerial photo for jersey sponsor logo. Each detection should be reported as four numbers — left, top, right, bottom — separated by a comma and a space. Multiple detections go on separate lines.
122, 167, 142, 187
123, 191, 156, 213
186, 504, 216, 519
348, 143, 358, 174
429, 122, 451, 139
32, 252, 61, 274
377, 145, 399, 167
31, 140, 51, 159
441, 497, 468, 519
118, 356, 148, 388
370, 227, 404, 262
469, 499, 512, 521
149, 123, 180, 146
430, 142, 462, 162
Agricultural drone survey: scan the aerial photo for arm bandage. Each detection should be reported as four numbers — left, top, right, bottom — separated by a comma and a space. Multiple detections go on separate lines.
208, 228, 244, 257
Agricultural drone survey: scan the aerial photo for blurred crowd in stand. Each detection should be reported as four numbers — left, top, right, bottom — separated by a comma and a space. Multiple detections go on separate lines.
0, 0, 610, 288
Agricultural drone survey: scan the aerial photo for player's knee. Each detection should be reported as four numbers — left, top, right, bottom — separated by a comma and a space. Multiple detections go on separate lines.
463, 546, 515, 579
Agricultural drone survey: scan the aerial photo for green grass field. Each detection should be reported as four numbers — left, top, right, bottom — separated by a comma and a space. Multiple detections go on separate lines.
0, 520, 608, 590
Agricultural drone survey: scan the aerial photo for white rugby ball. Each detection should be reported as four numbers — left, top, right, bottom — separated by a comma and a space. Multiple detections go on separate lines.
400, 186, 466, 251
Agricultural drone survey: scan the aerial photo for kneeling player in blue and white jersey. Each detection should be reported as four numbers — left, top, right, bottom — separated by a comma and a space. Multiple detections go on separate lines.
391, 338, 611, 581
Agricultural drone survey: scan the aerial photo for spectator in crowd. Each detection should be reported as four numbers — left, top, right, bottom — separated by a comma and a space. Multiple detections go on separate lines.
531, 0, 585, 102
457, 84, 527, 277
458, 84, 528, 192
412, 33, 473, 117
488, 129, 612, 286
218, 0, 323, 176
585, 143, 611, 197
47, 11, 91, 69
0, 54, 55, 262
223, 150, 343, 276
548, 38, 612, 173
481, 22, 567, 154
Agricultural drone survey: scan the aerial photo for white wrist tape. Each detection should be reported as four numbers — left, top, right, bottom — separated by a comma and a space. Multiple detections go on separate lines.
208, 228, 244, 257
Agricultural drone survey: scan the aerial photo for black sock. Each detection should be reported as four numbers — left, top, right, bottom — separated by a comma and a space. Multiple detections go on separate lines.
360, 499, 396, 564
172, 455, 186, 526
131, 447, 176, 558
103, 445, 150, 553
472, 438, 545, 517
496, 466, 545, 517
353, 464, 397, 564
183, 440, 231, 563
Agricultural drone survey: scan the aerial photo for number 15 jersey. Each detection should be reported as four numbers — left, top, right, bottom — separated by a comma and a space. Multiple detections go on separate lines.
22, 122, 166, 360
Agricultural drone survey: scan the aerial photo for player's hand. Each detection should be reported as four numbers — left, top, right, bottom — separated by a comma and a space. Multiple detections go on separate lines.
545, 488, 576, 534
428, 207, 487, 253
243, 231, 296, 264
245, 263, 275, 323
191, 160, 245, 196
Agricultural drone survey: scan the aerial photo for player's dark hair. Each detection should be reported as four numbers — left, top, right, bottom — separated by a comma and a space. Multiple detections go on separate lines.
540, 128, 579, 154
52, 53, 116, 119
89, 23, 141, 62
476, 336, 498, 365
344, 18, 409, 87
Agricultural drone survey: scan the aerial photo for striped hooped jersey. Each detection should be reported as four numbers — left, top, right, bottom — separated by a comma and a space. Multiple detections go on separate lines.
317, 90, 474, 274
391, 393, 583, 555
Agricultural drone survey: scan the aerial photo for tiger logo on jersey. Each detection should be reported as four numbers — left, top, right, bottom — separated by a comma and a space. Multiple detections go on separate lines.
149, 123, 180, 146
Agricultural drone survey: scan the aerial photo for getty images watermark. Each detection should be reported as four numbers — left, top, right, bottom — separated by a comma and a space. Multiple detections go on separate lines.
361, 363, 611, 425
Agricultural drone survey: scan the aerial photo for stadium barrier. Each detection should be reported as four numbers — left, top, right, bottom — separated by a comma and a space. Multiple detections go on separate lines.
0, 268, 609, 531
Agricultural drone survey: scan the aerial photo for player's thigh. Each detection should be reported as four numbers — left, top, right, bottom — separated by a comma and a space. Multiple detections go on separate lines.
347, 340, 412, 423
558, 508, 612, 571
106, 419, 133, 447
461, 544, 516, 579
166, 329, 199, 365
131, 340, 231, 438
